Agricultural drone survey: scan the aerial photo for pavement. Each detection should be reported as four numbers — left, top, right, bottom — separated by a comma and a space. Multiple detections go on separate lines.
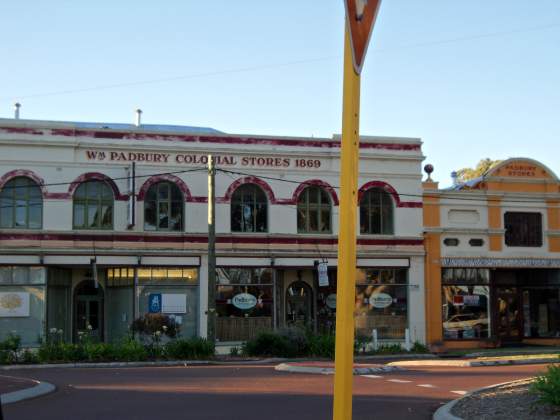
0, 363, 548, 420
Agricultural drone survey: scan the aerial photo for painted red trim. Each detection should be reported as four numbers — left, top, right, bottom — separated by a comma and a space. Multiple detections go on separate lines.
0, 231, 423, 246
68, 172, 128, 201
358, 181, 422, 208
137, 175, 192, 202
220, 177, 276, 204
0, 169, 48, 198
2, 127, 421, 151
290, 180, 339, 206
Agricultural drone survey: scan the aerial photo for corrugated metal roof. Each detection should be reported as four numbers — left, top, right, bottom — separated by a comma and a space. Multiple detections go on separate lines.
0, 118, 223, 135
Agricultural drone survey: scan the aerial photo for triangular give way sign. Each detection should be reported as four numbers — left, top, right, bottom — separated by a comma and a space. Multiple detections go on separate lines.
344, 0, 382, 74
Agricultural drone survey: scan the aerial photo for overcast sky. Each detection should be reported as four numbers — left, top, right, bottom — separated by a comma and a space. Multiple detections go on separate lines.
1, 1, 558, 186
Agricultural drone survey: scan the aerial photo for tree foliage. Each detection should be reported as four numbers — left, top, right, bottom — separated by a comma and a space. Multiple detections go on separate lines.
456, 158, 502, 182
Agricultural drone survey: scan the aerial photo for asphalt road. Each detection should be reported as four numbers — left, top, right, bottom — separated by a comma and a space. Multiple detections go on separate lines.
1, 363, 546, 420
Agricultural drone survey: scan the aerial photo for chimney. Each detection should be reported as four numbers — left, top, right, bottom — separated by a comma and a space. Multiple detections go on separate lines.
135, 109, 142, 127
451, 171, 459, 186
14, 103, 21, 120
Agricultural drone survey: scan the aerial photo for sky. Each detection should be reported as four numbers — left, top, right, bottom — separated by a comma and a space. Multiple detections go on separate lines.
0, 0, 559, 187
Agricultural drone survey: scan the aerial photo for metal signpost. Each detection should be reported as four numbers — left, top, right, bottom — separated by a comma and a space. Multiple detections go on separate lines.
333, 1, 381, 419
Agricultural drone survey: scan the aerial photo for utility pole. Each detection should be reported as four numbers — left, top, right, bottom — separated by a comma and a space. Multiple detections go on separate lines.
207, 155, 216, 343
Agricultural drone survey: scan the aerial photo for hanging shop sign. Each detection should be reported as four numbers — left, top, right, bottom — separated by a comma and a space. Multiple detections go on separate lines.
232, 293, 257, 310
318, 262, 329, 287
368, 293, 393, 309
0, 292, 30, 317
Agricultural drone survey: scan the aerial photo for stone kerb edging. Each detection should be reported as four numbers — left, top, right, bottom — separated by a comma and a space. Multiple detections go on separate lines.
1, 380, 56, 405
0, 358, 288, 371
275, 363, 402, 375
389, 357, 557, 368
432, 378, 534, 420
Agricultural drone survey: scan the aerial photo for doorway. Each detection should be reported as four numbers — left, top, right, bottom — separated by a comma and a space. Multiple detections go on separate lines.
495, 287, 522, 343
285, 281, 313, 329
74, 280, 104, 342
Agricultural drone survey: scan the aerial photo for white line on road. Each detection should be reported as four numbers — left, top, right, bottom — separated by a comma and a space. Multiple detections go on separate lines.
451, 390, 467, 395
361, 375, 383, 379
387, 379, 412, 383
417, 384, 437, 388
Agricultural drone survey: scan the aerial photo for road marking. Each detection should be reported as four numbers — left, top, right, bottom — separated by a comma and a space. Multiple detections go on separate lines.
417, 384, 437, 388
361, 375, 383, 379
451, 390, 467, 395
387, 379, 412, 383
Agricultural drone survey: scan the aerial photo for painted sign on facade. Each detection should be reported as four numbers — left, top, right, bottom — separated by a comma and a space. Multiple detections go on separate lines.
368, 293, 393, 309
84, 150, 323, 170
149, 293, 162, 313
232, 293, 257, 310
0, 292, 30, 317
162, 294, 187, 314
326, 293, 337, 309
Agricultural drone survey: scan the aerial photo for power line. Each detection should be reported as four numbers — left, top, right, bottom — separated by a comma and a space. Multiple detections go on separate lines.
216, 168, 560, 205
0, 167, 207, 192
3, 22, 559, 101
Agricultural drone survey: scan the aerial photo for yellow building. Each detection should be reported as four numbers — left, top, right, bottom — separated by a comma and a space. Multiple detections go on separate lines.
423, 158, 560, 349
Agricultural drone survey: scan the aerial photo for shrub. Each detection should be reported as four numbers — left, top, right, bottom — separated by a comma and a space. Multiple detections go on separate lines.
0, 333, 21, 364
410, 341, 429, 353
308, 334, 335, 359
375, 344, 403, 355
278, 327, 309, 355
131, 314, 179, 339
115, 337, 148, 362
531, 364, 560, 407
229, 346, 240, 357
166, 338, 215, 360
242, 332, 298, 357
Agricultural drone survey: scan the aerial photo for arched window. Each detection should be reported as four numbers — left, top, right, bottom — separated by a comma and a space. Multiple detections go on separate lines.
297, 186, 331, 233
359, 188, 394, 234
231, 184, 267, 232
73, 181, 114, 229
144, 182, 184, 231
0, 177, 42, 229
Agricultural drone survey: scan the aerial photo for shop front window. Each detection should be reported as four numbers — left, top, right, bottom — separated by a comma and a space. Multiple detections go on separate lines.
522, 288, 560, 338
442, 268, 490, 340
354, 268, 408, 340
216, 268, 273, 341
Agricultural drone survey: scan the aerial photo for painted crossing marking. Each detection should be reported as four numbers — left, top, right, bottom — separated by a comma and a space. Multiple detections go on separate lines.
451, 390, 467, 395
361, 375, 383, 379
417, 384, 437, 388
387, 379, 412, 384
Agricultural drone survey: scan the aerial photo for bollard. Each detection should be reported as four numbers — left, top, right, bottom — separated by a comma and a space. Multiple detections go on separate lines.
371, 328, 378, 351
405, 328, 411, 351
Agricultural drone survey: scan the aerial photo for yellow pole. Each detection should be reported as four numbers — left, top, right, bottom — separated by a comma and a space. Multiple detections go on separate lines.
333, 23, 361, 420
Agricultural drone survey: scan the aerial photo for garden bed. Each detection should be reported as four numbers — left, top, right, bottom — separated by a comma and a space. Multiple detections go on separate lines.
452, 379, 560, 420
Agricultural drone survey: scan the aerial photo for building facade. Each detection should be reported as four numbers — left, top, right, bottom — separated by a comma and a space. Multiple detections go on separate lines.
0, 118, 425, 347
424, 159, 560, 349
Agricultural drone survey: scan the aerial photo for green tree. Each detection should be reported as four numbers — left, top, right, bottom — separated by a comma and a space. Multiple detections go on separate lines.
456, 158, 502, 182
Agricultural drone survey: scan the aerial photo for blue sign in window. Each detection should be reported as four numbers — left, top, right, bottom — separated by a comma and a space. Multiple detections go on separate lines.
149, 293, 162, 313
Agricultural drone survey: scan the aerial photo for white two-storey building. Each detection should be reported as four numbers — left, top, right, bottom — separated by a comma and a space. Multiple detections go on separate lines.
0, 117, 425, 347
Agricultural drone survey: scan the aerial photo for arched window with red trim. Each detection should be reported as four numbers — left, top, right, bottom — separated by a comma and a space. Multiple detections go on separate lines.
0, 177, 43, 229
144, 182, 184, 231
359, 187, 394, 234
231, 184, 267, 233
73, 181, 114, 230
297, 186, 332, 234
